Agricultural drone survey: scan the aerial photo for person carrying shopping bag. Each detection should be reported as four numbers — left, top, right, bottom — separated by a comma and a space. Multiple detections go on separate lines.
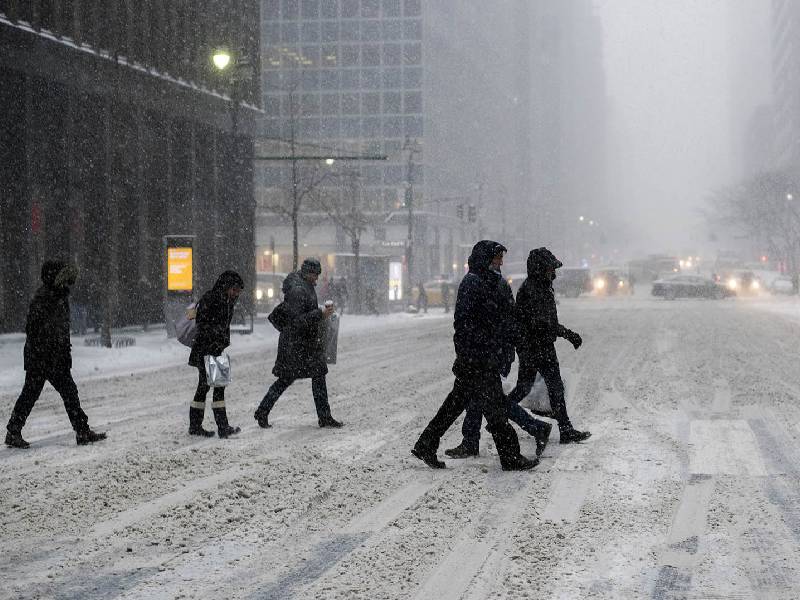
188, 270, 244, 438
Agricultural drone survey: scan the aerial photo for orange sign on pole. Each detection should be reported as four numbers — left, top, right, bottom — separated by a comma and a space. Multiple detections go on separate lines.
167, 247, 193, 291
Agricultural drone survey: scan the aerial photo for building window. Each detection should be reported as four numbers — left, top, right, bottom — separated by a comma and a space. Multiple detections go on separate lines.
403, 67, 422, 88
320, 94, 340, 114
281, 23, 300, 43
363, 92, 381, 114
282, 0, 300, 19
341, 70, 359, 89
383, 68, 402, 88
361, 69, 381, 89
320, 70, 340, 89
403, 91, 422, 113
301, 94, 321, 115
403, 43, 422, 65
342, 93, 360, 114
382, 0, 401, 17
301, 70, 320, 89
321, 0, 339, 18
405, 116, 423, 137
341, 45, 359, 66
382, 19, 403, 40
362, 44, 381, 66
404, 19, 422, 40
362, 20, 381, 41
383, 91, 401, 113
342, 0, 359, 18
383, 43, 402, 65
301, 21, 320, 42
322, 20, 339, 41
265, 1, 281, 20
301, 0, 320, 18
404, 0, 421, 17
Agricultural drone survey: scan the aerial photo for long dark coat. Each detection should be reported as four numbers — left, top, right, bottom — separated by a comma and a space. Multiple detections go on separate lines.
24, 261, 74, 374
452, 240, 515, 379
188, 271, 243, 368
516, 250, 568, 363
272, 271, 327, 380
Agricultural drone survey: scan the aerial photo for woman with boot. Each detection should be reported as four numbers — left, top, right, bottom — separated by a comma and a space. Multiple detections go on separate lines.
5, 260, 106, 449
188, 271, 244, 438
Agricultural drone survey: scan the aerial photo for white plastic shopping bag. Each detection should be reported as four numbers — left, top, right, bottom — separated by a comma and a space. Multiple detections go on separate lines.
519, 369, 571, 417
203, 353, 232, 388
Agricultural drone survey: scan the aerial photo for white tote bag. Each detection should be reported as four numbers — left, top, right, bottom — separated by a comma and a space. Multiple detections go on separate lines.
203, 353, 232, 388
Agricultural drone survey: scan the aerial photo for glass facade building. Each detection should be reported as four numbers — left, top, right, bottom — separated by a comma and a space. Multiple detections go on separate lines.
259, 0, 424, 214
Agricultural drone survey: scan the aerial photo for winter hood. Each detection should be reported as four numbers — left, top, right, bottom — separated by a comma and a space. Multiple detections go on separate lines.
212, 270, 244, 293
41, 260, 78, 289
527, 247, 563, 278
467, 240, 507, 273
282, 271, 306, 294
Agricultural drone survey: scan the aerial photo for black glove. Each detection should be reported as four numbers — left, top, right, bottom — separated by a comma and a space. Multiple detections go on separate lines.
565, 329, 582, 350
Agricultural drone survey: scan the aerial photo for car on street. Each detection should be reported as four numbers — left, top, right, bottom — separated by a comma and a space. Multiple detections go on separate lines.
255, 272, 287, 312
652, 274, 734, 300
554, 267, 592, 297
719, 270, 761, 296
418, 277, 458, 307
769, 276, 795, 295
592, 268, 632, 295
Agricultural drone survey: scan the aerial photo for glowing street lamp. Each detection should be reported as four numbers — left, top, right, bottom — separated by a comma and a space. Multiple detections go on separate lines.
212, 50, 232, 71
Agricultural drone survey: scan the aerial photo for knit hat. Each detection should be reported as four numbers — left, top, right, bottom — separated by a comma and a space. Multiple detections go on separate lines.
301, 258, 322, 276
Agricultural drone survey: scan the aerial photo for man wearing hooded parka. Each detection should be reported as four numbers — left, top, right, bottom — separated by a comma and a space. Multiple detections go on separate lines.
411, 240, 537, 471
5, 260, 107, 449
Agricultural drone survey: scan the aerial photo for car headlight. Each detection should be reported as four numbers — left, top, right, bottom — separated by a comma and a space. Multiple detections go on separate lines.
751, 281, 760, 290
256, 288, 263, 300
618, 280, 625, 288
727, 279, 738, 290
594, 278, 606, 290
267, 287, 275, 299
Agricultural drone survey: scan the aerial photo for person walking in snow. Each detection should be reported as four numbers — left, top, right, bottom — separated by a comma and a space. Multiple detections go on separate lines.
508, 247, 591, 444
441, 280, 452, 313
5, 260, 107, 449
254, 258, 342, 429
411, 241, 537, 471
445, 257, 553, 459
416, 281, 428, 313
188, 270, 244, 438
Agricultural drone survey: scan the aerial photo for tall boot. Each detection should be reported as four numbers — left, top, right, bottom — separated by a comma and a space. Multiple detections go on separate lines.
189, 405, 214, 437
213, 399, 240, 439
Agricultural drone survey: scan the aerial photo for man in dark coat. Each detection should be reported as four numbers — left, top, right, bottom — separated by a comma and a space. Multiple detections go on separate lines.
188, 270, 244, 438
5, 260, 107, 449
441, 280, 452, 313
411, 241, 537, 471
510, 248, 591, 444
254, 258, 342, 429
445, 262, 553, 459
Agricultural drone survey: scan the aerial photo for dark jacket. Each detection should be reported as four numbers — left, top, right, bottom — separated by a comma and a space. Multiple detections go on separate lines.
23, 260, 74, 374
188, 271, 243, 368
272, 271, 328, 379
452, 240, 514, 378
516, 249, 568, 361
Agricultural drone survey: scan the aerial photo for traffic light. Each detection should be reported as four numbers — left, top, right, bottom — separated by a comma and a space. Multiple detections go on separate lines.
456, 203, 464, 220
468, 204, 477, 223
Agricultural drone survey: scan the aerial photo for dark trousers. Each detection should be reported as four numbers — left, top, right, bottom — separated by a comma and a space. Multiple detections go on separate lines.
256, 375, 332, 421
507, 351, 572, 431
7, 369, 89, 434
461, 391, 550, 451
191, 366, 230, 431
415, 372, 521, 465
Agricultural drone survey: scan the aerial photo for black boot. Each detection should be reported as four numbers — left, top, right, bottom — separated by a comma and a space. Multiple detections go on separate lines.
254, 409, 271, 429
76, 429, 107, 446
189, 407, 214, 437
5, 431, 30, 449
444, 441, 479, 458
412, 444, 445, 469
213, 407, 240, 438
318, 416, 343, 428
534, 422, 552, 457
501, 454, 539, 471
559, 428, 591, 444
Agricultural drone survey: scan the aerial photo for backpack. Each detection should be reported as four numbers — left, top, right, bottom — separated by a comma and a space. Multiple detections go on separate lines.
268, 301, 291, 332
176, 302, 198, 347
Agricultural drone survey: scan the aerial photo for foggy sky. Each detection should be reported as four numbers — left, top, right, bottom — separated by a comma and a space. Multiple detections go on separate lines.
597, 0, 771, 256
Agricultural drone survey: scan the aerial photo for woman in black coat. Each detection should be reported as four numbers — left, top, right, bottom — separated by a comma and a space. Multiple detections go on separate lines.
188, 270, 244, 438
254, 258, 341, 429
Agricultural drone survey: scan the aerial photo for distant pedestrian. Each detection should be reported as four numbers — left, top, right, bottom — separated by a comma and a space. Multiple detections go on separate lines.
510, 248, 591, 444
365, 287, 380, 316
411, 241, 537, 471
136, 275, 154, 331
5, 261, 107, 449
187, 270, 244, 438
417, 281, 428, 313
255, 258, 342, 429
441, 280, 452, 313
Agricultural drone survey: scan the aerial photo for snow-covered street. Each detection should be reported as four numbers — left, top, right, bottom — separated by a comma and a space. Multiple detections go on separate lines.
4, 295, 800, 599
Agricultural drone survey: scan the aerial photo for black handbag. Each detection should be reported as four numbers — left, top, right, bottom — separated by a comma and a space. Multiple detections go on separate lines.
268, 301, 290, 332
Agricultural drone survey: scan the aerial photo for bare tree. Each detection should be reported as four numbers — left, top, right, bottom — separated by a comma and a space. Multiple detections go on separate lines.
317, 169, 379, 313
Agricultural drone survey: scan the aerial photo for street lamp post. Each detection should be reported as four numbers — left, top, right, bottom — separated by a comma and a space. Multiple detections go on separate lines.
403, 137, 420, 305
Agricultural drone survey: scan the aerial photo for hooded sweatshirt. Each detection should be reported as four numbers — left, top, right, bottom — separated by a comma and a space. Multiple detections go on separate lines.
452, 240, 513, 376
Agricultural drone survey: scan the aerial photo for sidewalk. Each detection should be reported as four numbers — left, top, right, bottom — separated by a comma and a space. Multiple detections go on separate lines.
0, 310, 450, 393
